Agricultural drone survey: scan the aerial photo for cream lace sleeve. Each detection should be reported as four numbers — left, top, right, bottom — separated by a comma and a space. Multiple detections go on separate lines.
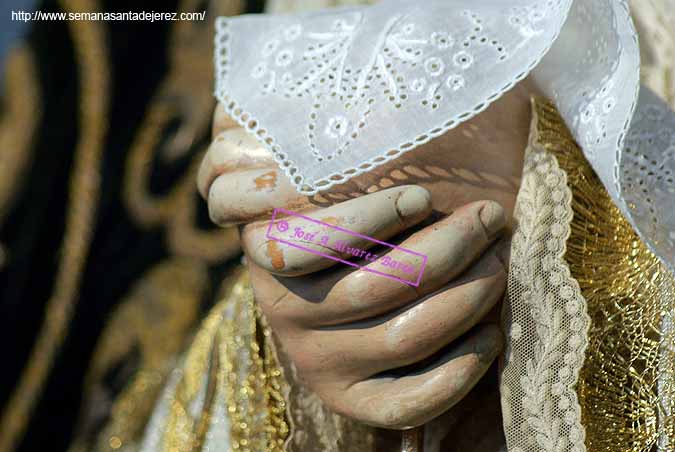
501, 101, 590, 452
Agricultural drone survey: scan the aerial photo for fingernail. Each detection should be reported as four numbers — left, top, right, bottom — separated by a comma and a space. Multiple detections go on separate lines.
395, 186, 432, 222
479, 201, 506, 240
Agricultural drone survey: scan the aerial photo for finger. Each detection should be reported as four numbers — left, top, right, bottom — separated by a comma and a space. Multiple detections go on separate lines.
198, 127, 276, 199
344, 250, 505, 374
311, 201, 506, 324
211, 102, 239, 139
343, 324, 503, 429
201, 127, 314, 225
241, 185, 433, 276
258, 250, 502, 379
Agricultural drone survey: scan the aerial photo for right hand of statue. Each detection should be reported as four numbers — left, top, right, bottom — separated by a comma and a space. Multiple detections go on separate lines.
198, 123, 508, 429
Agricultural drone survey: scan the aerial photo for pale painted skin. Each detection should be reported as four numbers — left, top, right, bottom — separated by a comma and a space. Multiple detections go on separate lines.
198, 78, 534, 436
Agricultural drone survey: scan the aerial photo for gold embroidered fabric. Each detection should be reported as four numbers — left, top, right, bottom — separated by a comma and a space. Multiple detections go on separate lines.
0, 45, 40, 270
504, 98, 675, 452
0, 1, 110, 449
63, 1, 244, 450
536, 100, 675, 451
67, 258, 208, 452
122, 0, 241, 263
140, 267, 290, 452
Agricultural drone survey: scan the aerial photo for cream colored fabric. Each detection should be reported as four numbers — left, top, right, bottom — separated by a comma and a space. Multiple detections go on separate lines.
501, 3, 675, 451
631, 0, 675, 108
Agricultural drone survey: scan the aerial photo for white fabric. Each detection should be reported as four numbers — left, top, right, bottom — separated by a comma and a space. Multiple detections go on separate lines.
215, 0, 573, 195
502, 114, 590, 452
214, 0, 675, 276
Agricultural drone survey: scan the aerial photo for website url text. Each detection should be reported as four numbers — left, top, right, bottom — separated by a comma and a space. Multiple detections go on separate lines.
11, 10, 206, 22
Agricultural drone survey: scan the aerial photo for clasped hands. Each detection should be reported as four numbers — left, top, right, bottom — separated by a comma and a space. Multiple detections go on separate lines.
197, 81, 534, 429
199, 133, 511, 431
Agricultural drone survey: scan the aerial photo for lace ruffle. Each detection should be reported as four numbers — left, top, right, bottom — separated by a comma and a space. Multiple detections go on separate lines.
501, 100, 590, 452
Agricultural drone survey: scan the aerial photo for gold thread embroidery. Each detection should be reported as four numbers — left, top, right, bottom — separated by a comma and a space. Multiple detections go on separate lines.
122, 0, 241, 263
67, 258, 207, 452
534, 99, 675, 451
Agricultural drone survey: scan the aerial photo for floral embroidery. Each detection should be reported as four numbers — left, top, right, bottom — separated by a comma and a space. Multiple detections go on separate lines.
213, 0, 675, 291
502, 116, 589, 452
221, 5, 548, 164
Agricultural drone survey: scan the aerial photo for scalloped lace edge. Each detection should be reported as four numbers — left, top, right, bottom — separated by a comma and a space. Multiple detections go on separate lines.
500, 104, 590, 452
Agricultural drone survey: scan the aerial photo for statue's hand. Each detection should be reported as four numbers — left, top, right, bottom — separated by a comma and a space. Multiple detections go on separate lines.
252, 191, 508, 431
199, 97, 513, 430
200, 128, 506, 429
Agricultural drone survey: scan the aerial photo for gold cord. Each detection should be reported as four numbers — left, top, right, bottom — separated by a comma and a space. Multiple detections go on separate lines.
0, 45, 40, 270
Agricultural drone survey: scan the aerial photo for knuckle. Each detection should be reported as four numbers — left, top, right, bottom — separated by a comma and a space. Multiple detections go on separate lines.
379, 405, 419, 430
389, 337, 424, 366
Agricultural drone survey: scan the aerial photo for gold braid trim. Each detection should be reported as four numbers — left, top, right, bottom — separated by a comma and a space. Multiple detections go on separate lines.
0, 45, 40, 231
0, 0, 110, 449
122, 0, 241, 263
533, 99, 675, 451
160, 267, 290, 452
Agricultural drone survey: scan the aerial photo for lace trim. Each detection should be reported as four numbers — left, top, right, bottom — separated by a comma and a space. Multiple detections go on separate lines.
214, 2, 573, 195
501, 99, 590, 452
214, 1, 675, 277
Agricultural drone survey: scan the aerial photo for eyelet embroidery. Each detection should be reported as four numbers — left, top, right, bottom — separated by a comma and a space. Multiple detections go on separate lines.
621, 89, 675, 268
212, 0, 671, 288
221, 3, 567, 165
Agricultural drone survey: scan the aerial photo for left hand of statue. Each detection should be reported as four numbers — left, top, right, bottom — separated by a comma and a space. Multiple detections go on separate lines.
197, 81, 533, 433
200, 131, 507, 429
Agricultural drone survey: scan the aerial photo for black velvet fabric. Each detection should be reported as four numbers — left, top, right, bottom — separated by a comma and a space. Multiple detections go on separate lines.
0, 1, 263, 450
